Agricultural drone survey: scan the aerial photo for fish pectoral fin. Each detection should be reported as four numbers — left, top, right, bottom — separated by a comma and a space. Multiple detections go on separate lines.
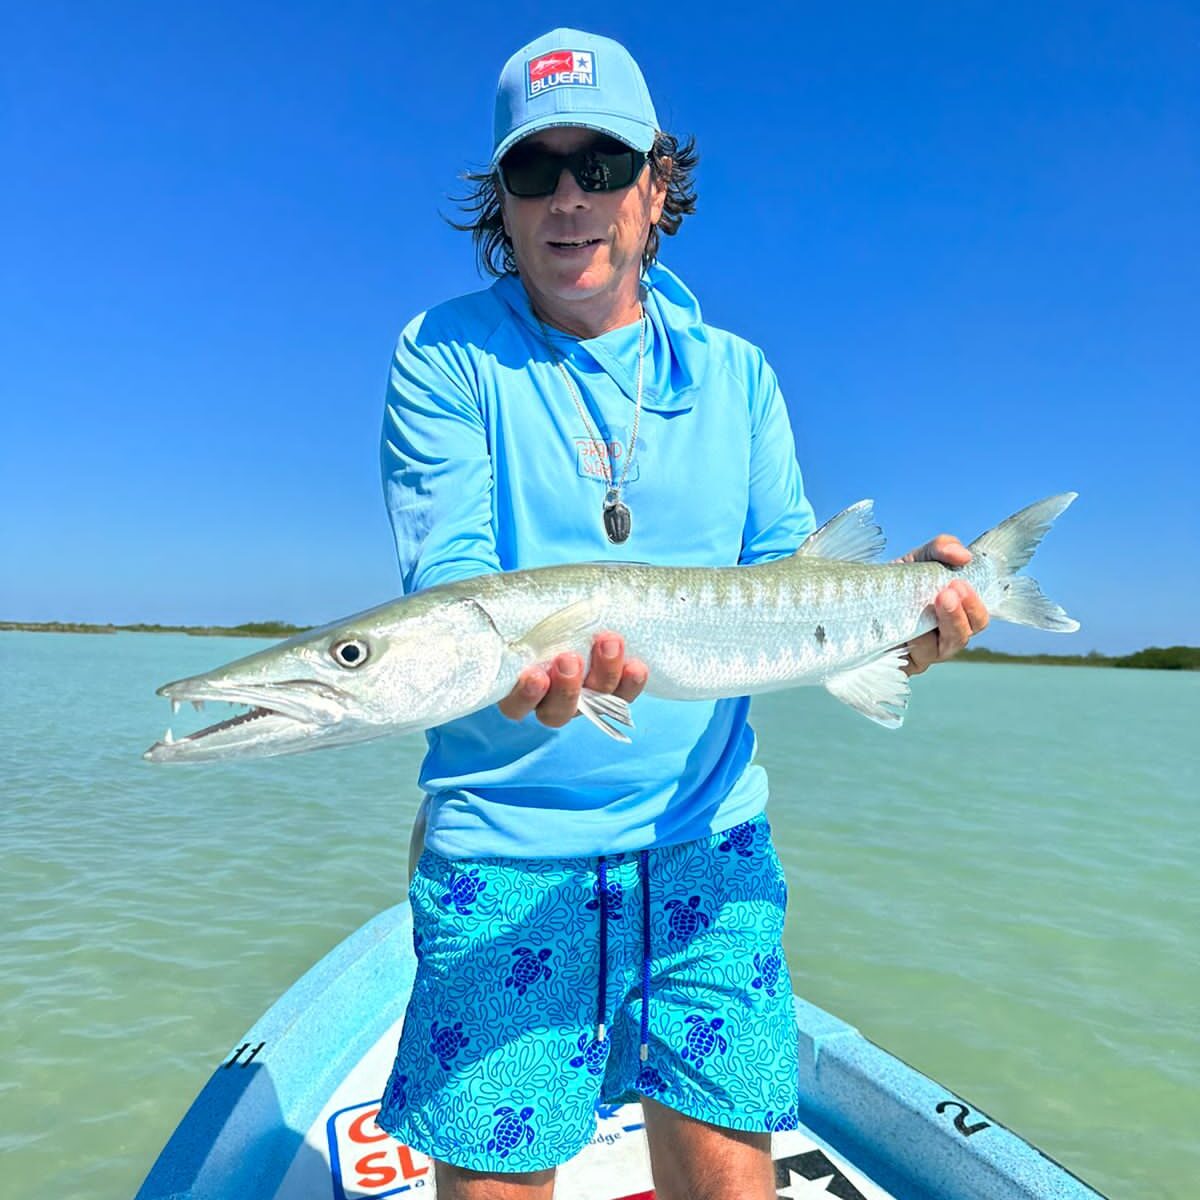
510, 597, 606, 662
578, 688, 634, 744
824, 647, 911, 728
795, 500, 887, 563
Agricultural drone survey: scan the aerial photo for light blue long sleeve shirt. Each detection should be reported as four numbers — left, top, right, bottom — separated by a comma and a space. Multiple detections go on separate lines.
381, 264, 815, 859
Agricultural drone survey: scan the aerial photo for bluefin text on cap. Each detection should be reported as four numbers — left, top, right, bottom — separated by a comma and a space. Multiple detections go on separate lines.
527, 49, 596, 99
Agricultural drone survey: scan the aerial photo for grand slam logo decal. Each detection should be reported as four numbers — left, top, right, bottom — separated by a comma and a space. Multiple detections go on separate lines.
527, 49, 596, 98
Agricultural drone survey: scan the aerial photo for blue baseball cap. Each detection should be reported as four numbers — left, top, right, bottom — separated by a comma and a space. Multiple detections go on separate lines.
490, 28, 660, 170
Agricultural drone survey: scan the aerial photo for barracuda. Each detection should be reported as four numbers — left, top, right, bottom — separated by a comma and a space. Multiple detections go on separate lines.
143, 494, 1079, 763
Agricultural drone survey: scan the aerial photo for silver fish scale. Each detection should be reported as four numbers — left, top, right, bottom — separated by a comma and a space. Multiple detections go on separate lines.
454, 555, 981, 702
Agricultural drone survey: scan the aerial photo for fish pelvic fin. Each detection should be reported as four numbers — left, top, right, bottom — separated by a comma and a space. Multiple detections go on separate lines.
795, 500, 886, 563
969, 493, 1080, 632
579, 688, 634, 743
824, 647, 912, 728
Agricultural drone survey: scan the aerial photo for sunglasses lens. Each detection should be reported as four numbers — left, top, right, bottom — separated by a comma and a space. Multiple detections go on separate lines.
500, 138, 646, 197
499, 145, 562, 197
577, 143, 642, 192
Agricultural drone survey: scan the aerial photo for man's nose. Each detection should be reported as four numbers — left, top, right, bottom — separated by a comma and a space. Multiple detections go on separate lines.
549, 167, 589, 210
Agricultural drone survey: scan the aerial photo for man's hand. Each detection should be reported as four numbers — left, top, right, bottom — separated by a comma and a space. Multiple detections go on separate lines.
498, 632, 649, 728
898, 535, 990, 676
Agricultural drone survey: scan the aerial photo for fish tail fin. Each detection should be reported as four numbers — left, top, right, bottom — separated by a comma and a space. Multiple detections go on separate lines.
989, 576, 1080, 632
969, 493, 1080, 632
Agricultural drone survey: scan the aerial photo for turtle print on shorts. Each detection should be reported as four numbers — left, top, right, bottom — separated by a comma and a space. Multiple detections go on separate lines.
681, 1015, 728, 1064
586, 876, 624, 920
765, 1104, 799, 1131
382, 1071, 408, 1112
664, 894, 710, 943
506, 946, 553, 995
441, 866, 487, 915
429, 1020, 469, 1070
569, 1032, 610, 1076
487, 1105, 536, 1157
718, 820, 760, 858
752, 949, 783, 998
376, 813, 800, 1173
635, 1063, 666, 1097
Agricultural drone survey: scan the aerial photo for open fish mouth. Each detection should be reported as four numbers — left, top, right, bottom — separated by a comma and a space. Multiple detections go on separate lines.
143, 679, 352, 763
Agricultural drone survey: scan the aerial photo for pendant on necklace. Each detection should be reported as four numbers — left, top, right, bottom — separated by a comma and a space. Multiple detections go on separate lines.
603, 493, 632, 544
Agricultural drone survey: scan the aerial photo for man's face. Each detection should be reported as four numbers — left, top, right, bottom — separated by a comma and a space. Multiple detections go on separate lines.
499, 127, 668, 315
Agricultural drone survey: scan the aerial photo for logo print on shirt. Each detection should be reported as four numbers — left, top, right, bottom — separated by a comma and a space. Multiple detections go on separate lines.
526, 49, 596, 98
575, 435, 642, 483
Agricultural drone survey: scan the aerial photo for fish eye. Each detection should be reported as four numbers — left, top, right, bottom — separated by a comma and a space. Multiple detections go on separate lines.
331, 638, 370, 668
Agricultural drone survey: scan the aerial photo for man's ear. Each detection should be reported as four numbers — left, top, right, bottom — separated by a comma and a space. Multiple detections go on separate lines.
649, 159, 670, 226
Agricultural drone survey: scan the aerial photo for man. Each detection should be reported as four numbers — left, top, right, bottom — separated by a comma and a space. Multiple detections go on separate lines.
377, 28, 987, 1200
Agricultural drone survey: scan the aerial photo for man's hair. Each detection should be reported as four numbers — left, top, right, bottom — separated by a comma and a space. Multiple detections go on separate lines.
448, 132, 699, 278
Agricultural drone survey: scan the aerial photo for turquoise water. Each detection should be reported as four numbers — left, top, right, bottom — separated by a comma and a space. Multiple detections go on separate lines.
2, 631, 1196, 1199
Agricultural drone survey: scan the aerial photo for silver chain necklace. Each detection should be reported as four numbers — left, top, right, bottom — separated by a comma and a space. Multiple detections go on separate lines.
536, 307, 646, 544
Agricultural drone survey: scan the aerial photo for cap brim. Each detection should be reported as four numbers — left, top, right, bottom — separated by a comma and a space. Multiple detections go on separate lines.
491, 113, 656, 170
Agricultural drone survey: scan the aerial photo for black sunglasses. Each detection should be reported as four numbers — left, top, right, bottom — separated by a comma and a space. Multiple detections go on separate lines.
499, 135, 648, 199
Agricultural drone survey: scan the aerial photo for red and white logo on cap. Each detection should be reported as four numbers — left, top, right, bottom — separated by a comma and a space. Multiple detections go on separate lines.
526, 49, 595, 98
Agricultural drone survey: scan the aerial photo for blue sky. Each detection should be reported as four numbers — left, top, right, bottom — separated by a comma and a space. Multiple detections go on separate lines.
2, 1, 1196, 653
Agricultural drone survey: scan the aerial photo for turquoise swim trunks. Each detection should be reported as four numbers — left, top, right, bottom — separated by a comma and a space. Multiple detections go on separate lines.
377, 814, 801, 1173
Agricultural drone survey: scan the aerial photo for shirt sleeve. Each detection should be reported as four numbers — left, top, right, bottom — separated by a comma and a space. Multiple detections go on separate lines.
739, 350, 817, 565
380, 314, 502, 594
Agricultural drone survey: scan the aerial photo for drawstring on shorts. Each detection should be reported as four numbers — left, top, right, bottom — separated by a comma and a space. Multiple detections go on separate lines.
593, 850, 653, 1062
638, 849, 651, 1061
596, 856, 609, 1041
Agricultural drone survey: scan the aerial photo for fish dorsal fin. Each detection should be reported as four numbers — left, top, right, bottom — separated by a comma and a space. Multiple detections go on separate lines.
824, 647, 911, 728
794, 500, 886, 563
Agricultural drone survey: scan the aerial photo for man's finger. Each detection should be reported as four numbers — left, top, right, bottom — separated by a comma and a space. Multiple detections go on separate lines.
536, 653, 584, 728
934, 586, 972, 658
498, 666, 550, 721
614, 659, 649, 703
902, 534, 971, 566
584, 632, 625, 694
931, 535, 971, 565
953, 579, 990, 635
903, 631, 936, 676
